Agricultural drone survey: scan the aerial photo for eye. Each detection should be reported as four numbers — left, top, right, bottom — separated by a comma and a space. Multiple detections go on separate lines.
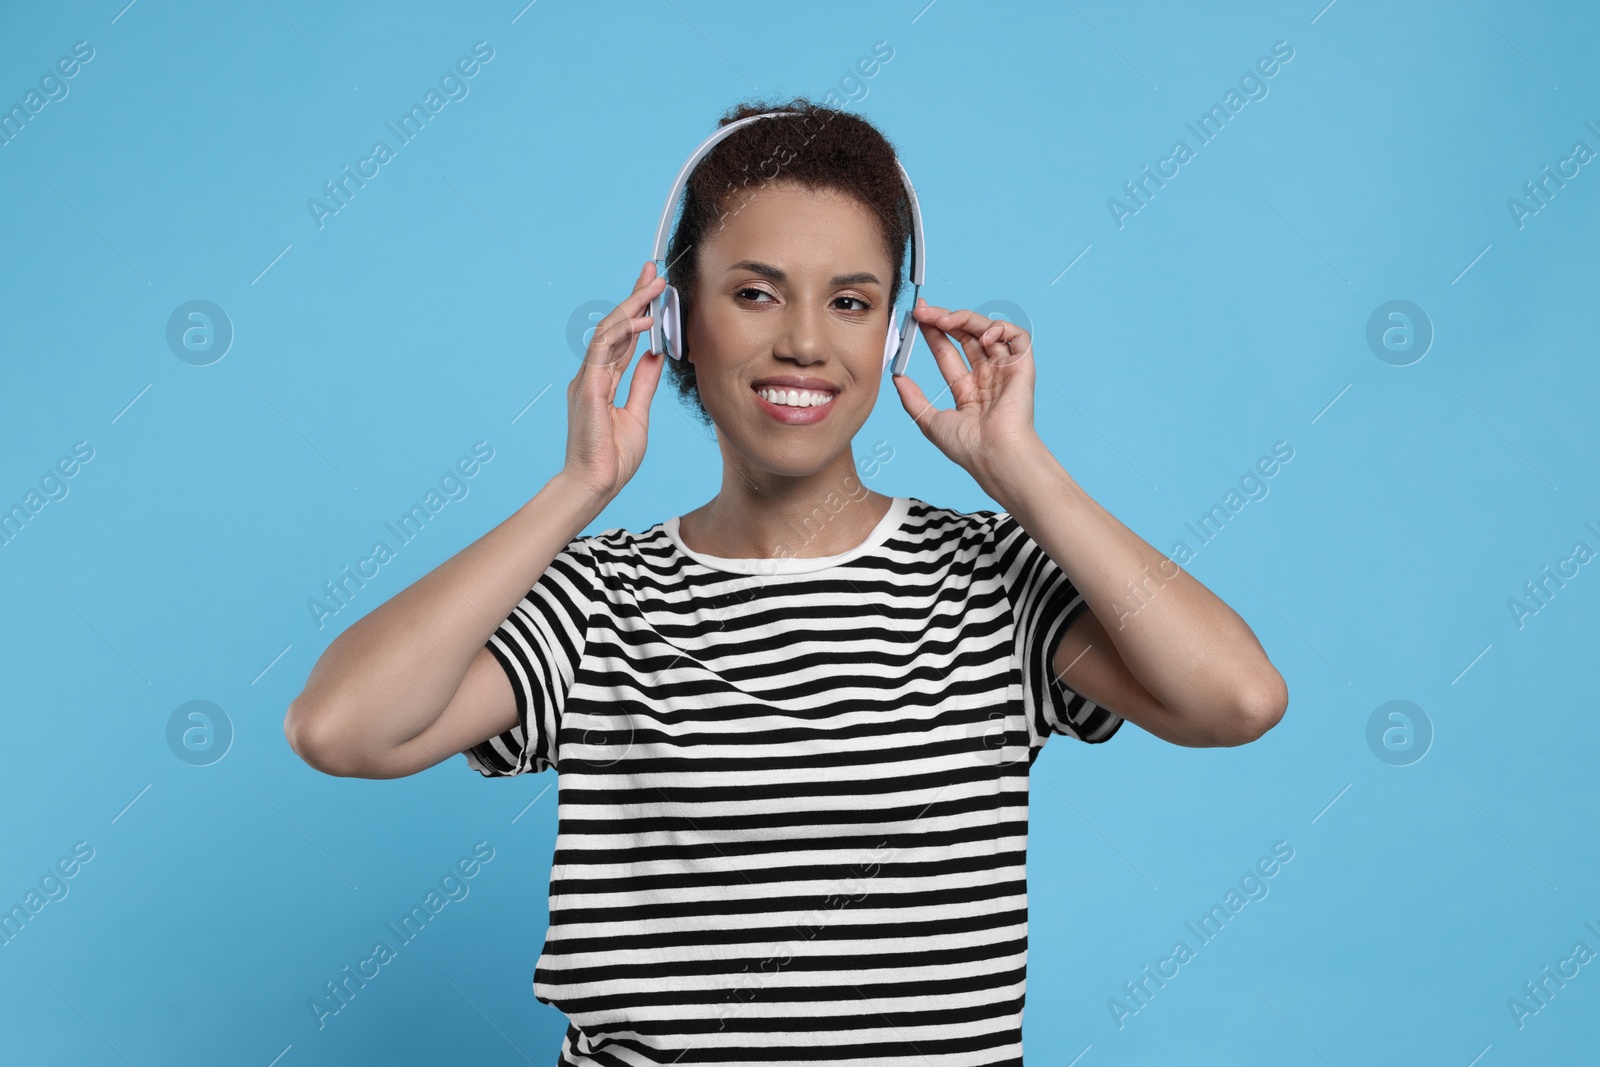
734, 286, 775, 303
835, 295, 872, 312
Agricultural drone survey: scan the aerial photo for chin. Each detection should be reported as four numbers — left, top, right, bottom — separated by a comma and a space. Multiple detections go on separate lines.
735, 442, 835, 479
711, 420, 835, 474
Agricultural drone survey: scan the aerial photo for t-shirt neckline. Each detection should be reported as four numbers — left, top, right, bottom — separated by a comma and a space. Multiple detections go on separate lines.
663, 496, 911, 575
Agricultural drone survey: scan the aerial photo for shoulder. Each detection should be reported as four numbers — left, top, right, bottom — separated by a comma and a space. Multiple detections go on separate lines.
898, 500, 1051, 582
897, 496, 1008, 552
585, 520, 665, 554
568, 517, 682, 580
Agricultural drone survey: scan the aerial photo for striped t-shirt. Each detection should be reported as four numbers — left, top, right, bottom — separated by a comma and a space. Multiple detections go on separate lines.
464, 495, 1124, 1066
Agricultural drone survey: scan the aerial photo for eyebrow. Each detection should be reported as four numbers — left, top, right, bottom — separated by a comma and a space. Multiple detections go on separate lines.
726, 260, 882, 287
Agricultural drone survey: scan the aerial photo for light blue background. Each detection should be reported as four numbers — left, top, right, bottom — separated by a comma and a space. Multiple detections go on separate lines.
2, 1, 1597, 1063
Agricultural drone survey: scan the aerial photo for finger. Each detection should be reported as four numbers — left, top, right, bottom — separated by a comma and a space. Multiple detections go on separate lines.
582, 317, 632, 379
628, 262, 665, 304
618, 276, 667, 334
914, 314, 975, 404
936, 309, 1001, 369
578, 323, 646, 408
591, 310, 655, 347
628, 264, 667, 316
913, 303, 984, 331
948, 327, 990, 371
976, 318, 1032, 367
912, 301, 981, 332
585, 285, 662, 372
981, 326, 1012, 367
913, 305, 995, 370
585, 269, 665, 359
621, 348, 665, 423
931, 307, 995, 336
891, 370, 943, 434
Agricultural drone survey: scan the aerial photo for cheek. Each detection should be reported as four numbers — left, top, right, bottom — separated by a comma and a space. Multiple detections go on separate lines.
711, 303, 776, 354
691, 308, 762, 383
691, 302, 887, 394
684, 323, 739, 414
850, 331, 888, 384
865, 329, 889, 367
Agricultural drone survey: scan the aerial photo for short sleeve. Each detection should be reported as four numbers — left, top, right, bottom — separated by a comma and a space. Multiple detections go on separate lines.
462, 536, 598, 777
988, 513, 1124, 749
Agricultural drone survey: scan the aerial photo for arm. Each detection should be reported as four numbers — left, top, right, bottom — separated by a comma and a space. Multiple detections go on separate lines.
990, 444, 1287, 747
284, 472, 607, 778
284, 261, 669, 778
895, 297, 1287, 749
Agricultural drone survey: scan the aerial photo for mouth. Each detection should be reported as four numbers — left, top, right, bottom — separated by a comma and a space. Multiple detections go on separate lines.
750, 379, 838, 425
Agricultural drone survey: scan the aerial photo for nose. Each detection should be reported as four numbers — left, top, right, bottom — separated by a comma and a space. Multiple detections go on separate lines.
773, 298, 829, 366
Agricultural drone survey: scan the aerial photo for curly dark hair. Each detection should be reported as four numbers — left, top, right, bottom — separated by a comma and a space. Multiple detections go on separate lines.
660, 97, 913, 426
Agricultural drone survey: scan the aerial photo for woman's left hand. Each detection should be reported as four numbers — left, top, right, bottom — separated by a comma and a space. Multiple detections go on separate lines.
892, 297, 1044, 498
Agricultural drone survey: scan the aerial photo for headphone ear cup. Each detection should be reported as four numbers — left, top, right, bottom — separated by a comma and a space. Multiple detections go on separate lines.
661, 285, 683, 360
884, 307, 916, 376
882, 320, 901, 372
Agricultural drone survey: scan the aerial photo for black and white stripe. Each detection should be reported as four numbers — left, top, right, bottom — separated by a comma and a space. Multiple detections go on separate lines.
466, 496, 1123, 1065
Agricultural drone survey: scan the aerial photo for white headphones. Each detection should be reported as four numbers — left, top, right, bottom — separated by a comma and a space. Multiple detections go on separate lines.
647, 110, 927, 377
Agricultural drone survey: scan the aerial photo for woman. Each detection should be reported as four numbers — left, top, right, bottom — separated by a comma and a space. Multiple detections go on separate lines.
285, 99, 1287, 1064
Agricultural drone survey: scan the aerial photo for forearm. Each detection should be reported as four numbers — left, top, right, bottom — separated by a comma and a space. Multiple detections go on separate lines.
286, 470, 608, 756
987, 439, 1284, 725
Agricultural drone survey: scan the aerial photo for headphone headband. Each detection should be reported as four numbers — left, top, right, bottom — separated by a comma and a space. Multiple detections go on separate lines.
648, 109, 926, 376
650, 111, 925, 284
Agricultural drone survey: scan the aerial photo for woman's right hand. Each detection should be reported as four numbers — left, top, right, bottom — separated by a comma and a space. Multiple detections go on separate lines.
563, 261, 669, 502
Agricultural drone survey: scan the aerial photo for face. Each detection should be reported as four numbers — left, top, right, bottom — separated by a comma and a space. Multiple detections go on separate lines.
684, 181, 895, 480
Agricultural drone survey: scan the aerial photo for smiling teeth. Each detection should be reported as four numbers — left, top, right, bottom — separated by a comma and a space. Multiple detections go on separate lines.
757, 387, 834, 408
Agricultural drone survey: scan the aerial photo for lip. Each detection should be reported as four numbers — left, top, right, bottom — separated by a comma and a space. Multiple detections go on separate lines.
750, 375, 839, 393
751, 380, 837, 425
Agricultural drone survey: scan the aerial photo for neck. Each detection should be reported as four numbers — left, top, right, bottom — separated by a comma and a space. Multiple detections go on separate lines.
680, 447, 893, 560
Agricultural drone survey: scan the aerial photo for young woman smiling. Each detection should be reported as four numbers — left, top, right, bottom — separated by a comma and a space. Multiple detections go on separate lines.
285, 99, 1288, 1065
